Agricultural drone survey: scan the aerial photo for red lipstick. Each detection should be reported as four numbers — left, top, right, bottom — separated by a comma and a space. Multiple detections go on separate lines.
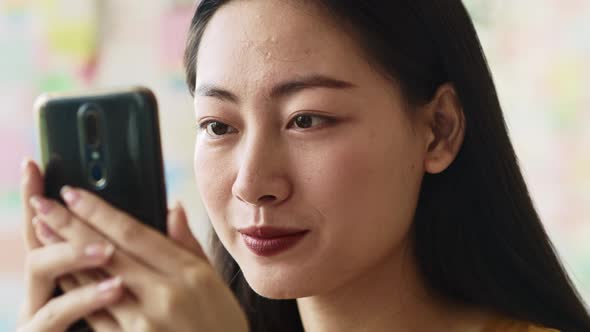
238, 226, 309, 257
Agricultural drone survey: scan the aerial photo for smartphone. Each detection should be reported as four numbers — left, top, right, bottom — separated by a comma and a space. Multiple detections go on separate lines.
34, 86, 168, 331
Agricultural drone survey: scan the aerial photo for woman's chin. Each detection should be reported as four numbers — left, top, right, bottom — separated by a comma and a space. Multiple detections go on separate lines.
249, 284, 309, 300
242, 271, 317, 299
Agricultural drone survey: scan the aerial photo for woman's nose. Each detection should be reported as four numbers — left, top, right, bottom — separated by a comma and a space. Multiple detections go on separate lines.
231, 140, 291, 207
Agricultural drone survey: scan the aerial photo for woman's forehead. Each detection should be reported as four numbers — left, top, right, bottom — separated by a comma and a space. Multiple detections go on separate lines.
195, 0, 369, 95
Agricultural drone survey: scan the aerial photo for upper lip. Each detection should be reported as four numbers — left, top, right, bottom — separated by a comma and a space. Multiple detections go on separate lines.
237, 226, 309, 238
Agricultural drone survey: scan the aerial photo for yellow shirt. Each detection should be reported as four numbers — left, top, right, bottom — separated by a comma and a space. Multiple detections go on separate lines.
483, 319, 560, 332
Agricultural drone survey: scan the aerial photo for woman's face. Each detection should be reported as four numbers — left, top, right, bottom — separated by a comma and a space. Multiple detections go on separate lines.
193, 0, 427, 299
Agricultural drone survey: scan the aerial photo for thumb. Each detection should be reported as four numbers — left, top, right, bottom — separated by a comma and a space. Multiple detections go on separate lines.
20, 158, 44, 251
167, 202, 208, 262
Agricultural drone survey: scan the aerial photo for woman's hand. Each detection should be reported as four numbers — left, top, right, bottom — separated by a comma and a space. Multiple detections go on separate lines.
18, 159, 249, 332
18, 237, 124, 331
19, 159, 124, 331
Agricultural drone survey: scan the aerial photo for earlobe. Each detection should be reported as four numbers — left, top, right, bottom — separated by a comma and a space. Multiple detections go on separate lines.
422, 83, 466, 174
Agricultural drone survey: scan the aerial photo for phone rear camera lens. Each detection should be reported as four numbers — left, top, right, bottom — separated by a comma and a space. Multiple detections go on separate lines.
88, 161, 106, 188
85, 111, 100, 146
91, 163, 102, 181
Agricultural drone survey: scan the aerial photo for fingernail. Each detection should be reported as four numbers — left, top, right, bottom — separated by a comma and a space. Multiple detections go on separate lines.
85, 242, 115, 258
20, 157, 32, 173
97, 276, 122, 293
61, 186, 80, 206
30, 196, 52, 214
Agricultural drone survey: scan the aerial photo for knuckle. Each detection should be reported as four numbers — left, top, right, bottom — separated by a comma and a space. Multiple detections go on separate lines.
130, 317, 157, 332
84, 198, 103, 220
119, 219, 141, 243
184, 265, 215, 289
25, 249, 49, 280
154, 283, 182, 316
38, 300, 60, 327
63, 214, 76, 229
68, 243, 84, 260
160, 284, 177, 308
26, 245, 78, 281
54, 210, 75, 230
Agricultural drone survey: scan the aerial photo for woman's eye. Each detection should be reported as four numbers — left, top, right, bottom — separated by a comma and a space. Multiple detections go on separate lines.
289, 114, 331, 129
199, 114, 331, 137
199, 121, 237, 137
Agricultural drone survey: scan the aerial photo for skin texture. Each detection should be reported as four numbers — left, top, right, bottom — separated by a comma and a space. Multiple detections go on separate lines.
19, 166, 249, 332
192, 1, 482, 331
17, 0, 485, 330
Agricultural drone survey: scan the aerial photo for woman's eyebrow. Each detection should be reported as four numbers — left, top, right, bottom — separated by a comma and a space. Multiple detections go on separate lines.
195, 74, 357, 104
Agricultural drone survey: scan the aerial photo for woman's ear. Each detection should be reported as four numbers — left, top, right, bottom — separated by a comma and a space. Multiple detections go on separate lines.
422, 83, 466, 174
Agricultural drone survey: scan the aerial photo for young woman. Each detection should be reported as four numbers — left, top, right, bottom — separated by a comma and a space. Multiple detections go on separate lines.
18, 0, 590, 331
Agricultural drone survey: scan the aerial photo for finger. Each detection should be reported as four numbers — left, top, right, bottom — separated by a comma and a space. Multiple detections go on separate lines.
33, 216, 63, 244
30, 199, 168, 304
36, 215, 112, 291
20, 158, 44, 250
85, 311, 123, 332
61, 271, 143, 332
34, 215, 106, 287
37, 216, 121, 328
21, 239, 114, 321
62, 271, 131, 332
62, 265, 151, 331
34, 220, 147, 331
167, 202, 208, 262
35, 212, 110, 288
59, 187, 206, 273
27, 240, 114, 286
23, 276, 123, 332
59, 277, 122, 332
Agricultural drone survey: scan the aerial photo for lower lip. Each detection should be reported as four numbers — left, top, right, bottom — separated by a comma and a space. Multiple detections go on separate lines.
240, 231, 309, 257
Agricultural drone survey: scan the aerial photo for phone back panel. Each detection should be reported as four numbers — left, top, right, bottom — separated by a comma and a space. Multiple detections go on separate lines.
35, 87, 167, 233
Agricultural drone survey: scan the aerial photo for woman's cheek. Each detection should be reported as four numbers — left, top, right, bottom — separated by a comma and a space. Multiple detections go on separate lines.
194, 147, 234, 218
309, 135, 380, 204
303, 129, 415, 249
293, 135, 378, 240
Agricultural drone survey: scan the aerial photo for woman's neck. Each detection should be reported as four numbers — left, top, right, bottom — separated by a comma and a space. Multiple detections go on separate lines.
295, 240, 496, 332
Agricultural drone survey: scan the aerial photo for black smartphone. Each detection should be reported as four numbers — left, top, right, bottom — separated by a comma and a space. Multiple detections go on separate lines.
34, 86, 168, 331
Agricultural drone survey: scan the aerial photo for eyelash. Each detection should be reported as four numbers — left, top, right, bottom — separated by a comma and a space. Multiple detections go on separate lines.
197, 114, 334, 138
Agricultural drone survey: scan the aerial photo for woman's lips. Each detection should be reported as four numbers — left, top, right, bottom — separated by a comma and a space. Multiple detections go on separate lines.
240, 230, 309, 257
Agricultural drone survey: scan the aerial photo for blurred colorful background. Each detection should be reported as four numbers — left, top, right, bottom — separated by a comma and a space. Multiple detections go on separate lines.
0, 0, 588, 329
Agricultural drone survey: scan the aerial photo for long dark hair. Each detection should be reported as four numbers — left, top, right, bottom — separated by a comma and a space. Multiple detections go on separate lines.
184, 1, 590, 331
